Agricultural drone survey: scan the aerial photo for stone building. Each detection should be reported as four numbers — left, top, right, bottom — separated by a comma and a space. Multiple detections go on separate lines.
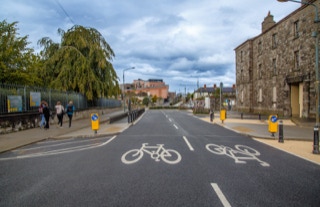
234, 0, 319, 118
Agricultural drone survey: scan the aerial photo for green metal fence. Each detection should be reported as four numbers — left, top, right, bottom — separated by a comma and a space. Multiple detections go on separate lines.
0, 84, 121, 114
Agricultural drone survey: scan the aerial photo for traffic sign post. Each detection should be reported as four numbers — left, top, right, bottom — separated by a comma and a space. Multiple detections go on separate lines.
91, 113, 99, 134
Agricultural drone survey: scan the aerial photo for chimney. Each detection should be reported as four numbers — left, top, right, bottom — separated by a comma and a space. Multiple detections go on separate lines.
262, 11, 276, 33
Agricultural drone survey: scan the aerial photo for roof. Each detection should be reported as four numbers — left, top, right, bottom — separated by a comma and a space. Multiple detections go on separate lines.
195, 87, 235, 93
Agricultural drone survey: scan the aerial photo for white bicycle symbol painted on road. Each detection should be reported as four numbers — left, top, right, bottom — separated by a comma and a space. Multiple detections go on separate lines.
206, 144, 270, 167
121, 143, 181, 165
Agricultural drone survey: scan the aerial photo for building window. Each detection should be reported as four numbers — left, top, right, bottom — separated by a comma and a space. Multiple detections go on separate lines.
258, 64, 262, 79
294, 50, 300, 70
258, 41, 262, 55
294, 20, 299, 38
241, 90, 244, 103
272, 33, 277, 49
272, 86, 277, 102
240, 51, 243, 62
258, 88, 262, 103
272, 58, 277, 76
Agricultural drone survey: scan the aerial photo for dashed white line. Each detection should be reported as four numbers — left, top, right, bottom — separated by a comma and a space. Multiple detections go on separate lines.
173, 124, 179, 129
182, 136, 194, 151
211, 183, 231, 207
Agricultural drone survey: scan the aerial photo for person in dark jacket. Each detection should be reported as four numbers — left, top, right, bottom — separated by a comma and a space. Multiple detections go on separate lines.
66, 100, 75, 128
42, 102, 51, 129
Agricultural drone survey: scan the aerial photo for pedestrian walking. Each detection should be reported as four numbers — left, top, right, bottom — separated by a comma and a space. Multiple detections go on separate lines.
39, 101, 46, 129
42, 101, 51, 130
55, 101, 64, 127
66, 100, 75, 128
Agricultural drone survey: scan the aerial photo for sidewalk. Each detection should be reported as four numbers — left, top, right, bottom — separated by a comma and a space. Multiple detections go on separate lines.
0, 110, 131, 154
197, 114, 320, 165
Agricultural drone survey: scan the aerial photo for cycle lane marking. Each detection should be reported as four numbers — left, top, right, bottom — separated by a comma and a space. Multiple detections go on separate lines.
182, 136, 194, 151
206, 144, 270, 167
121, 143, 182, 165
211, 183, 232, 207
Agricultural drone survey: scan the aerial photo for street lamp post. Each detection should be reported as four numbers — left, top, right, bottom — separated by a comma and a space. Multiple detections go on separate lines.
277, 0, 320, 153
122, 67, 135, 112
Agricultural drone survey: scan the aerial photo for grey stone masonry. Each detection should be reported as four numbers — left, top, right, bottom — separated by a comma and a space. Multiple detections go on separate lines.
235, 0, 319, 118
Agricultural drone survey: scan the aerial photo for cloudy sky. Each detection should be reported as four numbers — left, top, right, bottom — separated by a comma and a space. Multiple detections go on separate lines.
1, 0, 299, 93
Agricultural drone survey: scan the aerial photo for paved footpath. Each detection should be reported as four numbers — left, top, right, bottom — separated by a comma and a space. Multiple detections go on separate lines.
0, 110, 131, 154
198, 114, 320, 165
0, 109, 319, 165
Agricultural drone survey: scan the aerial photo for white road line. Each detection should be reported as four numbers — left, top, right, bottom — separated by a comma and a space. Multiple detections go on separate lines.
169, 118, 172, 122
182, 136, 194, 151
0, 136, 117, 161
211, 183, 231, 207
173, 124, 178, 129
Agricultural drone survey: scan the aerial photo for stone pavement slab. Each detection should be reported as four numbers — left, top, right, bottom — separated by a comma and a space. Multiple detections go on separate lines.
196, 115, 319, 165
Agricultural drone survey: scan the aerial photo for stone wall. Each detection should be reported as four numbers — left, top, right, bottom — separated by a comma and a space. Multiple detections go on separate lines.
235, 0, 319, 118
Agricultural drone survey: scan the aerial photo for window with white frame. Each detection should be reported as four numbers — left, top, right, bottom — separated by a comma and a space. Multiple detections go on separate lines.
258, 88, 262, 102
273, 86, 277, 102
272, 58, 277, 76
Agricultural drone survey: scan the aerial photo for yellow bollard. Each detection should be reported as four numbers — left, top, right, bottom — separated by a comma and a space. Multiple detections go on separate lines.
220, 109, 226, 123
268, 115, 278, 137
91, 113, 99, 134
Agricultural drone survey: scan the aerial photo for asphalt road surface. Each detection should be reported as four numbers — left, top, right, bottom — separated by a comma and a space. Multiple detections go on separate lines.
1, 110, 320, 207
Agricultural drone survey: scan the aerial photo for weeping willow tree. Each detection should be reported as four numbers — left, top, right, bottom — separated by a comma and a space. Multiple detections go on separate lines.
38, 25, 120, 100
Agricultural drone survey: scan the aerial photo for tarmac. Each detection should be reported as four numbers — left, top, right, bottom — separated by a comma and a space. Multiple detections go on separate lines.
0, 109, 319, 165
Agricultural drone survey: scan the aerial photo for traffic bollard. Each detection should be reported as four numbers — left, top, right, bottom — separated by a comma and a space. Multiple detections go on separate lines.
210, 111, 213, 122
258, 113, 261, 120
313, 126, 319, 154
241, 113, 243, 119
278, 120, 284, 143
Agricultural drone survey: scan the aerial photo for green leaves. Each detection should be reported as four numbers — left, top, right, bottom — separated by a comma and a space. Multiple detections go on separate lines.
38, 25, 119, 100
0, 21, 119, 100
0, 20, 41, 85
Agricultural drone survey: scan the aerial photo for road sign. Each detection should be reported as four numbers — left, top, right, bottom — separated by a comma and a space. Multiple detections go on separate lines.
91, 113, 99, 131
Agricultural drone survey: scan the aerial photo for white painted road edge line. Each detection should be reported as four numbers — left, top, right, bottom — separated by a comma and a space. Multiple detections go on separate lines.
0, 136, 118, 161
182, 136, 194, 151
211, 183, 232, 207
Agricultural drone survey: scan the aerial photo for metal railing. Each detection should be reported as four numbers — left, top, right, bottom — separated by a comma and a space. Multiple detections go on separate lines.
0, 84, 121, 115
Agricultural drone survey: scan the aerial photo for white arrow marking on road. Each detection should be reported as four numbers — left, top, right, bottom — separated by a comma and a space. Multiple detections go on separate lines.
182, 136, 194, 151
211, 183, 231, 207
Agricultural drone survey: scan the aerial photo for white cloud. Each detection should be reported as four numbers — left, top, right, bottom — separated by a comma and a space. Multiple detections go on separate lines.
1, 0, 300, 92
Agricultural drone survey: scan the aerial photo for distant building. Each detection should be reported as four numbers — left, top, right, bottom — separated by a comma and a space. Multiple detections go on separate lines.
194, 84, 236, 110
124, 79, 169, 100
235, 0, 319, 118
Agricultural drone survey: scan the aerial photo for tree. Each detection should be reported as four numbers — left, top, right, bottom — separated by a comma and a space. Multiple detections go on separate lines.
38, 25, 119, 100
0, 20, 42, 85
142, 97, 150, 106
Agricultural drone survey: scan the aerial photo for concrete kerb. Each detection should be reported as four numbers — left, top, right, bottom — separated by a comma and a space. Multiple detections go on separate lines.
196, 115, 312, 141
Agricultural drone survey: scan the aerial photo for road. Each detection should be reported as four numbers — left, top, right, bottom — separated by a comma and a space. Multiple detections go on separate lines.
1, 110, 320, 206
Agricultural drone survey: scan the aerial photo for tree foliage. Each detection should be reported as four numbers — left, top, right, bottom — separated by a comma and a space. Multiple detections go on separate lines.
0, 20, 42, 85
38, 25, 120, 100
